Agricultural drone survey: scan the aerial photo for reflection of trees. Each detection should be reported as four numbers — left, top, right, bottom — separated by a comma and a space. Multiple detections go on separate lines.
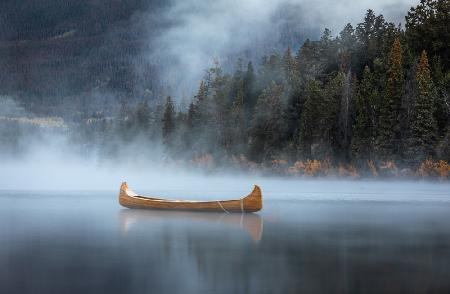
120, 210, 450, 294
2, 207, 450, 294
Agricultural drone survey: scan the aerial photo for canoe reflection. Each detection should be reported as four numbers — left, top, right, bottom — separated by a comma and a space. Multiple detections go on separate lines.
119, 209, 263, 242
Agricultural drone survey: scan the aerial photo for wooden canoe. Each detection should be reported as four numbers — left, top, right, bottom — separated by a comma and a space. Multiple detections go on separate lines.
119, 182, 262, 212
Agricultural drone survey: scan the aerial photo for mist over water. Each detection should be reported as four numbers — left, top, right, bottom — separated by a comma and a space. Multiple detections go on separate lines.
1, 96, 448, 195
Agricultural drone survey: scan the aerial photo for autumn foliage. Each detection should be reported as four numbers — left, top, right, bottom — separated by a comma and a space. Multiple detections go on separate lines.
188, 154, 449, 180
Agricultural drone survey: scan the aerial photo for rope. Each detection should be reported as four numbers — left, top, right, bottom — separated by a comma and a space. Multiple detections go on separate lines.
217, 201, 229, 213
217, 199, 244, 214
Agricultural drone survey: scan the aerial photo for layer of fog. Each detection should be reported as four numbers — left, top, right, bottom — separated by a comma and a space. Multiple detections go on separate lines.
144, 0, 418, 97
3, 143, 450, 203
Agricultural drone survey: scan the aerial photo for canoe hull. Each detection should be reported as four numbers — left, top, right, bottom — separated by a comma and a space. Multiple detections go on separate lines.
119, 182, 262, 213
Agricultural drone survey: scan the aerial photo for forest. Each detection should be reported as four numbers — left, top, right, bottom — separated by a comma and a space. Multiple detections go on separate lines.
1, 0, 450, 179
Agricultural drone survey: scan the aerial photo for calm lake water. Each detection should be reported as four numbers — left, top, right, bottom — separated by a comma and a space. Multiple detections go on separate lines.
1, 180, 450, 294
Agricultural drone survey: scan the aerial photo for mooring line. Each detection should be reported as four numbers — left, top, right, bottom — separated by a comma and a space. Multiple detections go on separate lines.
217, 201, 229, 213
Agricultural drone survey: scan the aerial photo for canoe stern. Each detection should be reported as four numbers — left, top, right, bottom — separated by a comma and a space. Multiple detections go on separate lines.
243, 185, 263, 212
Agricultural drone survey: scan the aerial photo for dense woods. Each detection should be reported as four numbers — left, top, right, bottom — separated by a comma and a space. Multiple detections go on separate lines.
1, 0, 450, 178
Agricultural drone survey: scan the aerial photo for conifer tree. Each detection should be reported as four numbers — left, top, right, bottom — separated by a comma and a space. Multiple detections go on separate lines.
406, 50, 437, 163
299, 80, 322, 158
282, 47, 296, 85
243, 62, 256, 115
352, 66, 375, 161
162, 96, 175, 146
187, 80, 209, 131
338, 23, 356, 72
322, 72, 346, 158
376, 37, 404, 160
248, 82, 285, 161
135, 101, 151, 132
405, 0, 450, 68
230, 79, 247, 154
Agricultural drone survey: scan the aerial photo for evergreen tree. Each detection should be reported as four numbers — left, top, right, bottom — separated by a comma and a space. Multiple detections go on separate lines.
352, 66, 375, 161
195, 80, 209, 117
187, 80, 209, 131
319, 28, 339, 74
338, 23, 357, 72
230, 58, 244, 105
184, 80, 210, 154
209, 63, 232, 153
134, 101, 151, 132
405, 0, 450, 68
355, 9, 376, 68
321, 72, 346, 159
229, 79, 247, 154
162, 96, 175, 146
243, 62, 256, 116
406, 50, 438, 163
431, 58, 450, 138
248, 82, 286, 161
282, 47, 296, 86
376, 37, 404, 160
299, 80, 322, 158
296, 39, 322, 79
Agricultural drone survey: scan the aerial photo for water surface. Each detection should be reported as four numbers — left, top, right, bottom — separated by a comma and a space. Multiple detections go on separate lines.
1, 181, 450, 293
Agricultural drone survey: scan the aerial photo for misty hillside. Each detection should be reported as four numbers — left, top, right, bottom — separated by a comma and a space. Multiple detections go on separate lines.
1, 0, 410, 117
0, 0, 166, 116
0, 0, 311, 117
0, 0, 165, 41
1, 0, 449, 178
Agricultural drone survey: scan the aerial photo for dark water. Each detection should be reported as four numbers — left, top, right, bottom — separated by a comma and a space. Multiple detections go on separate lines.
1, 186, 450, 294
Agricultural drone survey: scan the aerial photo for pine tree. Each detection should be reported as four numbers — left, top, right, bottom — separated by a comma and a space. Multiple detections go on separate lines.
299, 80, 322, 159
209, 63, 233, 152
183, 81, 210, 153
229, 79, 247, 154
352, 66, 375, 161
162, 96, 175, 146
195, 80, 208, 116
243, 62, 256, 116
376, 37, 404, 160
282, 47, 296, 86
405, 0, 450, 68
406, 50, 437, 163
322, 72, 346, 159
432, 58, 450, 138
338, 23, 356, 72
248, 82, 285, 161
187, 102, 197, 129
187, 80, 209, 131
135, 101, 151, 132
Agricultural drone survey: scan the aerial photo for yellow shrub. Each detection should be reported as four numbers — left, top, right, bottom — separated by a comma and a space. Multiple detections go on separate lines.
418, 159, 438, 178
367, 160, 378, 177
321, 158, 333, 176
304, 160, 321, 176
287, 161, 305, 175
380, 160, 398, 176
347, 164, 360, 179
438, 160, 450, 179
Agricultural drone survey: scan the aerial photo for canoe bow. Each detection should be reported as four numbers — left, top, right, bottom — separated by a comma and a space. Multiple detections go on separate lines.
119, 182, 262, 213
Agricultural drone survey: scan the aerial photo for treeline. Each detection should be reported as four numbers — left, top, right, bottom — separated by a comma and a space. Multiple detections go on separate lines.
3, 1, 448, 178
72, 0, 449, 177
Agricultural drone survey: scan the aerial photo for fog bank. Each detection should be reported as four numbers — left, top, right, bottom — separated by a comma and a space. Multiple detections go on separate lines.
145, 0, 417, 97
